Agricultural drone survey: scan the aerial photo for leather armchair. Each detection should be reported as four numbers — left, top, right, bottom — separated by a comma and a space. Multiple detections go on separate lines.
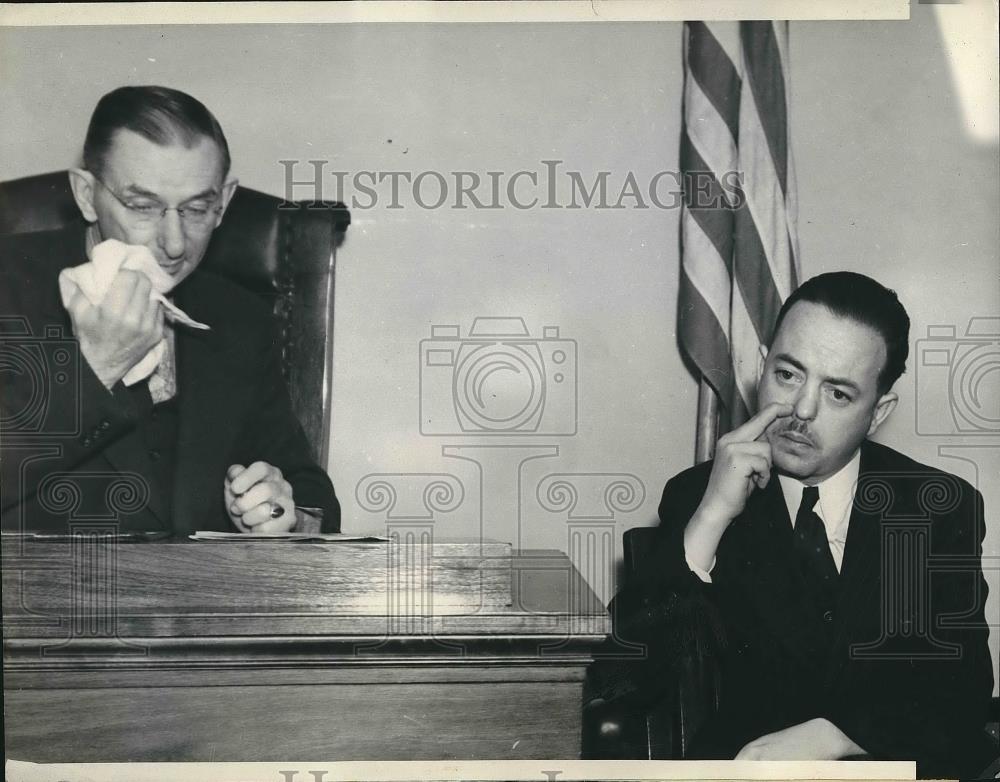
582, 525, 720, 760
0, 171, 349, 465
586, 526, 1000, 776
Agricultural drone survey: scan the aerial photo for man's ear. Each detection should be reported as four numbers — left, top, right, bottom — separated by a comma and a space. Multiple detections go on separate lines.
67, 168, 98, 223
867, 390, 898, 437
213, 177, 239, 229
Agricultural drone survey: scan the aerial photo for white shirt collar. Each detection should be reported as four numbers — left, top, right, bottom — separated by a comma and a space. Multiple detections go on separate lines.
777, 449, 861, 571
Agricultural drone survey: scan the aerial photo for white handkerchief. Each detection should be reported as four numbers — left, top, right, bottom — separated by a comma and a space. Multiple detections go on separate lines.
58, 239, 209, 386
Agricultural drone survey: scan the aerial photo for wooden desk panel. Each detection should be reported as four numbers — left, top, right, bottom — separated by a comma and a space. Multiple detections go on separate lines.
2, 539, 610, 761
5, 676, 582, 761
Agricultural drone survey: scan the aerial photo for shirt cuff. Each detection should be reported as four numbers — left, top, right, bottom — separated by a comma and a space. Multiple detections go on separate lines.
684, 549, 716, 583
292, 506, 324, 534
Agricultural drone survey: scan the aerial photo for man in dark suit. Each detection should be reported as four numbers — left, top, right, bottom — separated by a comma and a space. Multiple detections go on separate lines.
610, 272, 993, 777
1, 85, 339, 534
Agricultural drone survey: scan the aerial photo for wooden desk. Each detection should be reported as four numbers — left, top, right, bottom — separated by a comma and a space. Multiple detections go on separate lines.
2, 536, 610, 762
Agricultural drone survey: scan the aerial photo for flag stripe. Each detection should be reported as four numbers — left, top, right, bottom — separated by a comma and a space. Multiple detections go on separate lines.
777, 22, 801, 290
771, 19, 791, 93
731, 288, 762, 411
733, 197, 785, 343
678, 20, 800, 435
740, 22, 790, 196
685, 21, 742, 145
704, 21, 743, 78
681, 209, 733, 334
684, 73, 738, 176
737, 21, 796, 301
737, 85, 796, 300
679, 266, 736, 406
680, 133, 735, 270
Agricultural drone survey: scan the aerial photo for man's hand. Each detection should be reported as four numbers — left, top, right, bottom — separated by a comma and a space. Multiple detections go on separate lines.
735, 718, 865, 760
66, 270, 164, 390
225, 461, 296, 533
684, 402, 792, 572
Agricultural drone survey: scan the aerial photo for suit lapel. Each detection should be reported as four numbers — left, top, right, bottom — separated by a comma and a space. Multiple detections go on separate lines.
825, 441, 885, 684
44, 228, 170, 529
742, 478, 829, 665
100, 384, 170, 528
170, 278, 234, 533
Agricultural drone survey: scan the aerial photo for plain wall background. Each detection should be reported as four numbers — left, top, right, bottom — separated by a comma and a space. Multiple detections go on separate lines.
1, 10, 996, 685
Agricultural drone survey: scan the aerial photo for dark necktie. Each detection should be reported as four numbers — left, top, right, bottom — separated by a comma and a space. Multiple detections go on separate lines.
794, 486, 839, 596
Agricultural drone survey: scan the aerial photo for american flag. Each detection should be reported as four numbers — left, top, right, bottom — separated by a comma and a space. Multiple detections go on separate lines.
678, 21, 801, 444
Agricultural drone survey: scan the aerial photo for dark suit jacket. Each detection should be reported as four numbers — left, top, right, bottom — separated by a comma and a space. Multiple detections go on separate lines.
1, 226, 340, 534
609, 439, 993, 778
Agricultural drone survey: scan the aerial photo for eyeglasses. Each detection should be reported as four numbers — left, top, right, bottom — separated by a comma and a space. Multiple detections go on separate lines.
93, 175, 223, 229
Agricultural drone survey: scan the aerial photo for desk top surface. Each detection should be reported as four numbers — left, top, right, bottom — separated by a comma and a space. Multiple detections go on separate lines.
2, 537, 611, 643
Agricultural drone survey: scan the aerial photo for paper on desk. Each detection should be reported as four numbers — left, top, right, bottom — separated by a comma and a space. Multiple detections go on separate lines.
189, 531, 390, 542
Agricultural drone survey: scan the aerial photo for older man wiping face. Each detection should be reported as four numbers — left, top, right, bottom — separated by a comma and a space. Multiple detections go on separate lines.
63, 86, 301, 534
69, 87, 237, 286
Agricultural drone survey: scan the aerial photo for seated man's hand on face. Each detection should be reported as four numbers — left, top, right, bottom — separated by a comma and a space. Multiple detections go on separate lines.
225, 461, 296, 533
66, 269, 165, 390
684, 402, 792, 572
735, 718, 865, 760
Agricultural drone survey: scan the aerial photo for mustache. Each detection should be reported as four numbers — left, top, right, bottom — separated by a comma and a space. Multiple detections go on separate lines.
772, 419, 817, 444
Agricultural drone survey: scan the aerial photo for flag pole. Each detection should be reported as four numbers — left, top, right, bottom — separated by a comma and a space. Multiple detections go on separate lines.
695, 377, 719, 463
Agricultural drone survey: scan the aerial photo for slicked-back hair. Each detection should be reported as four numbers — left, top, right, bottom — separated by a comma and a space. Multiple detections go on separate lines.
770, 271, 911, 395
83, 86, 230, 179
